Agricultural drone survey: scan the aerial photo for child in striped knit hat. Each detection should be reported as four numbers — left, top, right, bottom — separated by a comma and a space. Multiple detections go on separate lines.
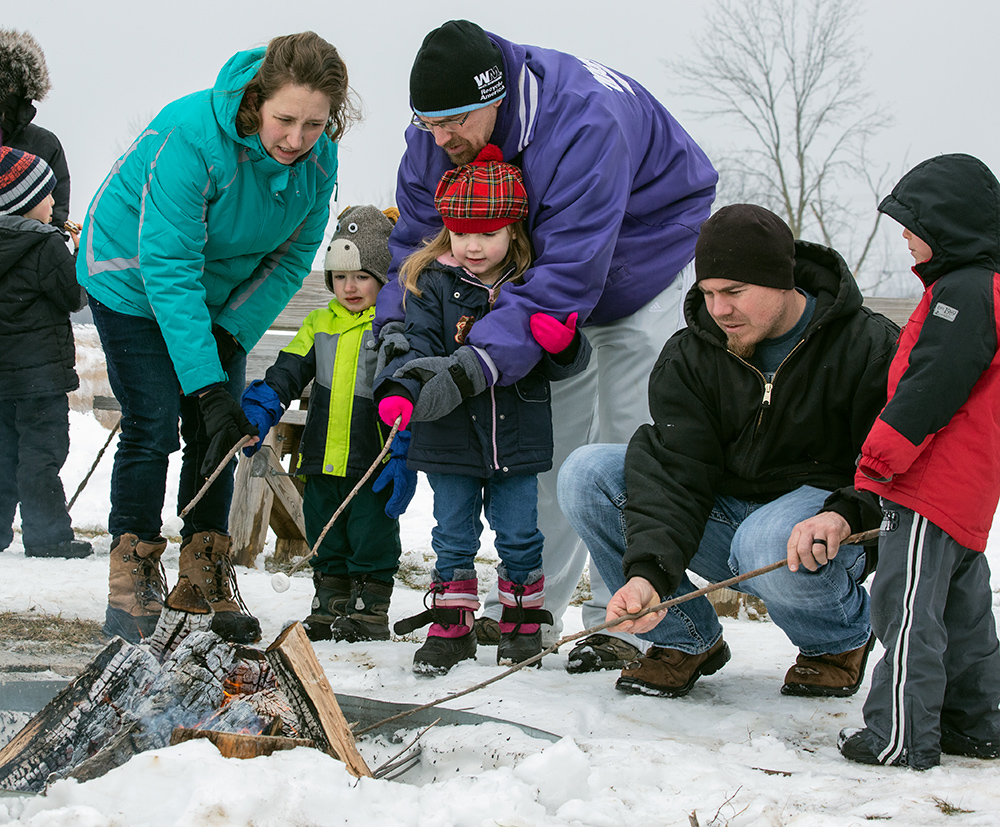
0, 146, 90, 559
374, 144, 591, 675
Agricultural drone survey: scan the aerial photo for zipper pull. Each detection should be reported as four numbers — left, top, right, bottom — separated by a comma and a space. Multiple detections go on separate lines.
762, 381, 772, 406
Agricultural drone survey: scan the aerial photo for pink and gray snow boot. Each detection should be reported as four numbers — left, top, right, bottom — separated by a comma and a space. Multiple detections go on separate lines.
497, 568, 553, 666
394, 569, 479, 676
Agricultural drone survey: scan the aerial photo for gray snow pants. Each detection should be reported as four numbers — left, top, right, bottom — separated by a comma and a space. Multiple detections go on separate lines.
862, 499, 1000, 769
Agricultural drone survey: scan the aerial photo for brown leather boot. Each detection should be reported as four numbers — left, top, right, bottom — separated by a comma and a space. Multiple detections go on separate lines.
104, 533, 167, 643
178, 531, 261, 643
781, 634, 875, 697
615, 637, 731, 697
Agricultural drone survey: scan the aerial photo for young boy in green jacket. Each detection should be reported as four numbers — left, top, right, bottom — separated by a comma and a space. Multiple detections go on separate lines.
242, 205, 415, 641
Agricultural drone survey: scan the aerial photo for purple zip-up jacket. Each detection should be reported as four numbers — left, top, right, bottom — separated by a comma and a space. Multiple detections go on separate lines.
375, 33, 717, 385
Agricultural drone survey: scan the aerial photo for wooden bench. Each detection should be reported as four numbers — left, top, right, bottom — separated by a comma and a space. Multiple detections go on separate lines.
230, 271, 331, 567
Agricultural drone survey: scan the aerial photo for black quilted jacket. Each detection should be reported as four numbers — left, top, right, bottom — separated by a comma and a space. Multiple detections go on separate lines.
0, 216, 85, 399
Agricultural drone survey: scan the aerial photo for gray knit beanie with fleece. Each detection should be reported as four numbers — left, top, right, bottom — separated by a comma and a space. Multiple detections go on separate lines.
324, 205, 399, 290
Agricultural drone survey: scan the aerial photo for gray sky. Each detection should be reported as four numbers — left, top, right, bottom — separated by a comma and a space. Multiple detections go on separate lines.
6, 0, 998, 286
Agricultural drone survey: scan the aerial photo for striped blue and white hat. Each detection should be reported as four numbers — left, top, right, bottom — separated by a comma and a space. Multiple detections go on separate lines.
0, 145, 56, 217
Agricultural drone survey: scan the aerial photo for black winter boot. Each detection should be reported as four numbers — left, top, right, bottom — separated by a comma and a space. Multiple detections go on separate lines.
332, 578, 393, 642
25, 539, 94, 559
303, 572, 351, 641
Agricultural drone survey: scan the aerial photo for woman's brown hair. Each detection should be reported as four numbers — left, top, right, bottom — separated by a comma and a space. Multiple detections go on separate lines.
399, 222, 533, 303
235, 31, 360, 143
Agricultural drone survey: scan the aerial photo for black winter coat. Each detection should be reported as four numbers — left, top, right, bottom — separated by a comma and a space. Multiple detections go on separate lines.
377, 261, 591, 477
3, 117, 71, 228
623, 240, 900, 598
0, 216, 86, 399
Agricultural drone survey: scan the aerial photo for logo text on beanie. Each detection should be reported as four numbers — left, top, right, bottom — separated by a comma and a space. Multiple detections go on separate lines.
475, 65, 504, 101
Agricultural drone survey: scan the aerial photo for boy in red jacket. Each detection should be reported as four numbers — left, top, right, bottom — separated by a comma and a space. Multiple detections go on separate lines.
840, 153, 1000, 770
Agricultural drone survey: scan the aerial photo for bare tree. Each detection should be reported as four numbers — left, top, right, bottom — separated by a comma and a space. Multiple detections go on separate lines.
670, 0, 895, 281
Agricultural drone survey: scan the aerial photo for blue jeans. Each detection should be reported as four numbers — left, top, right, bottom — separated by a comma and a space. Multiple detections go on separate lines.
426, 473, 543, 583
91, 298, 245, 540
558, 444, 871, 656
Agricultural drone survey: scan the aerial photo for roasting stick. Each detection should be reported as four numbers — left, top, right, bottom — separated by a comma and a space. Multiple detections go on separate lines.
178, 435, 256, 518
67, 422, 120, 511
286, 416, 402, 575
354, 527, 881, 737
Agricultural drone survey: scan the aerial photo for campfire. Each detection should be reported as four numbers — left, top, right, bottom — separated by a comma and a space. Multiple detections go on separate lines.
0, 575, 371, 793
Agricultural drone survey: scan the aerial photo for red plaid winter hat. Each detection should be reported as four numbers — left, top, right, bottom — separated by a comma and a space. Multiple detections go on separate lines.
0, 146, 56, 217
434, 144, 528, 233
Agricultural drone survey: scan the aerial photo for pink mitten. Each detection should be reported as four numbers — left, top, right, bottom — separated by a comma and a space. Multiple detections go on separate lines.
379, 396, 414, 429
529, 312, 578, 354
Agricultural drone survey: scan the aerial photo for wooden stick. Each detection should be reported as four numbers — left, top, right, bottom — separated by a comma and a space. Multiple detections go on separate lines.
354, 527, 880, 736
178, 435, 255, 518
287, 417, 401, 575
67, 421, 120, 510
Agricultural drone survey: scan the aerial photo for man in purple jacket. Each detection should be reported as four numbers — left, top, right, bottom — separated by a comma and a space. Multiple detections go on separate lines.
376, 20, 717, 668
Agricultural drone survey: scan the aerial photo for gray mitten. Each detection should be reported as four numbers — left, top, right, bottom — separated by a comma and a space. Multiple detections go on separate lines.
394, 346, 488, 422
375, 320, 410, 376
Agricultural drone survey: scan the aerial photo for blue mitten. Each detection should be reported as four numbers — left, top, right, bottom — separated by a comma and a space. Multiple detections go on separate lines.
393, 346, 488, 422
240, 380, 284, 456
372, 431, 418, 518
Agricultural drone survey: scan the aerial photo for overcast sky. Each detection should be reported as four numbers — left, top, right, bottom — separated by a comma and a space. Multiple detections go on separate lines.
6, 0, 997, 286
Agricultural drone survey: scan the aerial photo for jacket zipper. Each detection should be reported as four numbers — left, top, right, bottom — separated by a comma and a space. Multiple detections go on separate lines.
491, 385, 500, 470
458, 264, 516, 472
729, 339, 806, 438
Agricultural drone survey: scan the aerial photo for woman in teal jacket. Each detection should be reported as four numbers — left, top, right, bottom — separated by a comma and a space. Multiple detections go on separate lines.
77, 31, 356, 645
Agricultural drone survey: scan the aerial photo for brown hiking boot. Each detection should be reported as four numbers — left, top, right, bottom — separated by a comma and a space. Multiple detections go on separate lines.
781, 634, 875, 697
104, 533, 167, 643
179, 531, 261, 644
615, 637, 731, 697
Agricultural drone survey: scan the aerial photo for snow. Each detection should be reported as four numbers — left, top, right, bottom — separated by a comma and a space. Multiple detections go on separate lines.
2, 340, 1000, 825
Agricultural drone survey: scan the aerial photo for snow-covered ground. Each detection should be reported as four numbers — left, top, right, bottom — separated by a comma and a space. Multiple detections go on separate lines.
1, 332, 1000, 826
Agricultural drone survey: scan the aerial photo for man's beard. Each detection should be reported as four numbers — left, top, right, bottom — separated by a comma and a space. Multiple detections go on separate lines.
727, 335, 756, 360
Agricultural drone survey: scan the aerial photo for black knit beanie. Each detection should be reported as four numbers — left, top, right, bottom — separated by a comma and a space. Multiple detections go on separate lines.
695, 204, 796, 289
410, 20, 505, 117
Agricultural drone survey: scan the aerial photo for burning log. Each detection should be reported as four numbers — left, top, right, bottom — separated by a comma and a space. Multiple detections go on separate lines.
67, 631, 239, 784
0, 638, 159, 792
265, 622, 372, 778
148, 576, 214, 663
0, 615, 369, 790
170, 727, 314, 759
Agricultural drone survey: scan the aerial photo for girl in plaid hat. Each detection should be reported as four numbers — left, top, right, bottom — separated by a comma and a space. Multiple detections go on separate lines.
374, 145, 591, 675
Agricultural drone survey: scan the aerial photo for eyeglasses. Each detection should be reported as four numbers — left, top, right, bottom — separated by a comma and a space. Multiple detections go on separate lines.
410, 111, 471, 133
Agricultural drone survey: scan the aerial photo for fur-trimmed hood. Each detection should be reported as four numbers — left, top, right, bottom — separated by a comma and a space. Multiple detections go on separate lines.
0, 29, 50, 102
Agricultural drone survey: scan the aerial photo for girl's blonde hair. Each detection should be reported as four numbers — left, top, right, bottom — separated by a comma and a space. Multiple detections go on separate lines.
399, 222, 533, 302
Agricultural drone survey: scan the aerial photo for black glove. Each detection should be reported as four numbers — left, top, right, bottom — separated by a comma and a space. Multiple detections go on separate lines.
213, 325, 242, 365
197, 387, 258, 475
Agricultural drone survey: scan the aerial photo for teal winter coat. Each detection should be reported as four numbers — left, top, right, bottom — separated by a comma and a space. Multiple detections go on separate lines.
76, 48, 339, 394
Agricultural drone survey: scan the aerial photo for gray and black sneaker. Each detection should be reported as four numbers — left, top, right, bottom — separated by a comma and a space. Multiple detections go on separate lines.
566, 633, 641, 674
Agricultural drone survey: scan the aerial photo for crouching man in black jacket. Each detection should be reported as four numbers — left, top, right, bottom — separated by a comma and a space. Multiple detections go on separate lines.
558, 204, 899, 698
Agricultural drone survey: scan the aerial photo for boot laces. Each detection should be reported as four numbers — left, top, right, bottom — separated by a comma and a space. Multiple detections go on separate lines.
425, 582, 463, 630
133, 552, 166, 609
197, 548, 251, 614
507, 583, 527, 636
